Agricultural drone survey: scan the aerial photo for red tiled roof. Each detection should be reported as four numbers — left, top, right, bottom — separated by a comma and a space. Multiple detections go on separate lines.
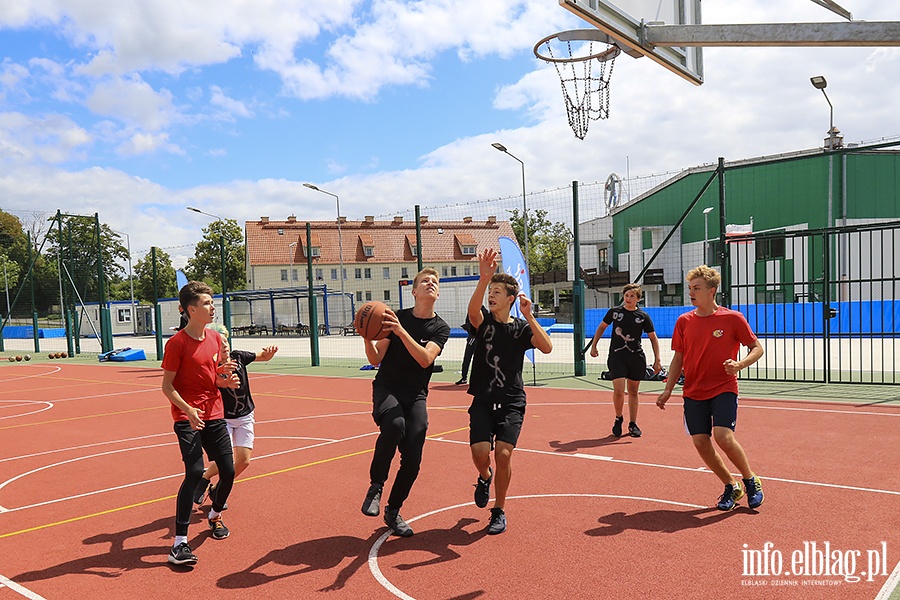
246, 218, 517, 266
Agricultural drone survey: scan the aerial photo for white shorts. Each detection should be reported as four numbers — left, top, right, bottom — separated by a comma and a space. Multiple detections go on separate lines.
225, 412, 255, 450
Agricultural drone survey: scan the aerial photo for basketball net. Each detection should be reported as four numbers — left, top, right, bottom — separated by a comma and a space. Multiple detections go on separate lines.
535, 33, 620, 140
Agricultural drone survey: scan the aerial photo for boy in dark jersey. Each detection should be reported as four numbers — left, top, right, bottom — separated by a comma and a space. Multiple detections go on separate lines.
161, 282, 236, 566
360, 268, 450, 537
589, 283, 661, 438
656, 265, 765, 511
193, 324, 278, 508
466, 247, 553, 535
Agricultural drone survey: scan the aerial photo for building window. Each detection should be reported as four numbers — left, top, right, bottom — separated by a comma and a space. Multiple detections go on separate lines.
383, 290, 391, 301
756, 235, 786, 261
292, 269, 298, 281
315, 268, 323, 280
464, 266, 471, 276
383, 267, 390, 279
364, 246, 374, 257
364, 268, 372, 279
310, 247, 320, 258
117, 308, 131, 323
462, 245, 476, 255
280, 269, 288, 281
356, 291, 363, 302
598, 248, 609, 274
355, 268, 362, 279
442, 266, 448, 277
450, 266, 457, 276
401, 267, 409, 278
277, 228, 284, 235
365, 291, 372, 301
331, 268, 338, 280
410, 244, 418, 257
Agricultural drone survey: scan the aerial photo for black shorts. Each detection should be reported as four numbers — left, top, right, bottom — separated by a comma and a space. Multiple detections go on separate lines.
607, 350, 647, 381
173, 418, 233, 463
468, 398, 525, 447
683, 392, 739, 436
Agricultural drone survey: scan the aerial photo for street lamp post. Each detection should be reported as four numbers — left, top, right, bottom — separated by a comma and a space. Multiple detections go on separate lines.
810, 75, 842, 150
289, 241, 298, 286
186, 206, 231, 333
303, 183, 345, 301
492, 143, 529, 273
702, 206, 714, 265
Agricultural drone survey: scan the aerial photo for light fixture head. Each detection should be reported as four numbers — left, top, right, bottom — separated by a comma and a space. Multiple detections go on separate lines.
186, 206, 201, 213
491, 142, 507, 152
303, 183, 318, 190
810, 75, 827, 90
703, 207, 714, 214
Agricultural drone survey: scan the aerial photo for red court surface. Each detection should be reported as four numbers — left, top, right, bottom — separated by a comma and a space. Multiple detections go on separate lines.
1, 362, 899, 599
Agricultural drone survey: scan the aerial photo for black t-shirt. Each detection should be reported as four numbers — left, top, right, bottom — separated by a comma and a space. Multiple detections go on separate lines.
603, 306, 655, 355
221, 349, 257, 419
375, 308, 450, 394
468, 307, 535, 405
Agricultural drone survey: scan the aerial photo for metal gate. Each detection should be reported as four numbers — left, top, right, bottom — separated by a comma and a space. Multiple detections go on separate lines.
727, 221, 900, 384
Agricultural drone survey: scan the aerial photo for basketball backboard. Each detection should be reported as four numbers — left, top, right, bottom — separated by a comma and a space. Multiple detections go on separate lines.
559, 0, 704, 85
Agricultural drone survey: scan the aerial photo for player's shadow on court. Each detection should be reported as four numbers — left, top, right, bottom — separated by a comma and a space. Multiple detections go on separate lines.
14, 514, 209, 581
218, 517, 486, 591
548, 436, 630, 452
585, 507, 733, 537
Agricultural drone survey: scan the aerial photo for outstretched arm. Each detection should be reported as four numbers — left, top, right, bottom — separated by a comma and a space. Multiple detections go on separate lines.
467, 248, 497, 331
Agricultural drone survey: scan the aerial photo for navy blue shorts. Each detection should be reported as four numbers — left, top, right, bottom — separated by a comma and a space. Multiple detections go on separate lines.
607, 351, 647, 381
682, 392, 738, 436
468, 399, 525, 447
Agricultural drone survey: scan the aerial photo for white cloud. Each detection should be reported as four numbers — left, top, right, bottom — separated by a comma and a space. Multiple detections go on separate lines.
209, 85, 253, 121
117, 131, 184, 156
85, 75, 177, 130
0, 111, 92, 163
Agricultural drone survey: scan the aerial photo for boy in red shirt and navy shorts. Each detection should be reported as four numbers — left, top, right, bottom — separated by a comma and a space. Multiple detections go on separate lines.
161, 281, 237, 565
656, 265, 766, 511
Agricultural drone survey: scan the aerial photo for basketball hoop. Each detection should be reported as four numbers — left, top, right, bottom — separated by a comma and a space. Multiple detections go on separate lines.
534, 29, 621, 140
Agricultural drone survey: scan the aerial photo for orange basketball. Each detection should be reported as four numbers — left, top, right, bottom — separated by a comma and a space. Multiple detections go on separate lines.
355, 301, 390, 340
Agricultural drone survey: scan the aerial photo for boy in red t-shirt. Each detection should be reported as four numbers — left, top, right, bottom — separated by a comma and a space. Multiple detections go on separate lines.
656, 265, 765, 511
161, 281, 236, 565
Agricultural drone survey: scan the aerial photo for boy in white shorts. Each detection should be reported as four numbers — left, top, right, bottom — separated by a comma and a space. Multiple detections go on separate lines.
194, 324, 278, 506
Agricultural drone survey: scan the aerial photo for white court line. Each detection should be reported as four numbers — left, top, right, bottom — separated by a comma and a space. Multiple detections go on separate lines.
0, 366, 61, 385
875, 558, 900, 599
368, 494, 705, 600
0, 573, 47, 600
0, 431, 374, 514
0, 401, 54, 421
430, 437, 900, 497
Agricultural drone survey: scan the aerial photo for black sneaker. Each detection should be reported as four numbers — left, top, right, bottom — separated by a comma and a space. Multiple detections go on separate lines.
474, 467, 493, 508
208, 515, 230, 539
716, 482, 745, 511
455, 378, 467, 385
628, 422, 642, 438
361, 484, 382, 517
487, 508, 507, 535
612, 416, 624, 437
743, 475, 764, 509
383, 508, 414, 537
193, 477, 211, 505
168, 542, 198, 565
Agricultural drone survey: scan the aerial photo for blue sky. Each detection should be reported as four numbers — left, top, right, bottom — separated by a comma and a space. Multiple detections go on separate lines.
1, 1, 898, 268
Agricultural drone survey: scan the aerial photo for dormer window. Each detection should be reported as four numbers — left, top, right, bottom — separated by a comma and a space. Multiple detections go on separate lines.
455, 233, 477, 256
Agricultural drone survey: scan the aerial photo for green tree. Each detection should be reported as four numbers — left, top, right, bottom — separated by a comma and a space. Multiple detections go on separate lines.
134, 249, 177, 302
46, 217, 127, 302
186, 218, 245, 292
507, 208, 572, 274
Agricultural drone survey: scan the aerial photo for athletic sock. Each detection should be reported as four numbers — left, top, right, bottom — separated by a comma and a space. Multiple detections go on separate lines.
208, 508, 220, 520
174, 535, 188, 547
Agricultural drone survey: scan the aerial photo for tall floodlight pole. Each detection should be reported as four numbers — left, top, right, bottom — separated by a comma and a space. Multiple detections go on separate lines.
303, 184, 344, 297
492, 143, 529, 273
186, 206, 231, 333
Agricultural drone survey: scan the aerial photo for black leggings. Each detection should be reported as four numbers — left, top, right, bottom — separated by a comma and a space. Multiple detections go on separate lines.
369, 384, 428, 510
173, 419, 234, 536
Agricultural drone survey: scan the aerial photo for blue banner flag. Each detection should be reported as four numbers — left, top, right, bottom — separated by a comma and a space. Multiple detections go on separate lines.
176, 269, 188, 291
498, 236, 534, 365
